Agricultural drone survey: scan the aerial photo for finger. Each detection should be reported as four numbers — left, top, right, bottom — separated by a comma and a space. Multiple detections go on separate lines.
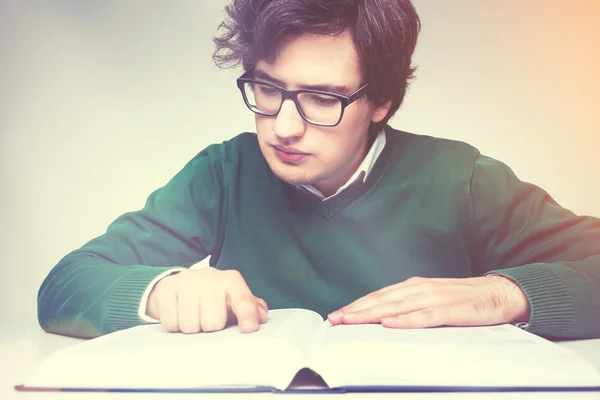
338, 281, 422, 314
258, 305, 268, 324
382, 307, 448, 329
256, 298, 269, 324
157, 292, 180, 333
199, 290, 228, 332
341, 301, 404, 324
256, 297, 268, 313
339, 290, 389, 312
346, 292, 447, 325
227, 281, 260, 333
177, 291, 201, 334
329, 291, 386, 323
226, 274, 262, 332
340, 282, 436, 315
327, 311, 343, 325
229, 295, 260, 333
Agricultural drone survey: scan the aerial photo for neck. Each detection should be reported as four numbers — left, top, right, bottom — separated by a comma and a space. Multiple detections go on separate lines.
312, 137, 371, 197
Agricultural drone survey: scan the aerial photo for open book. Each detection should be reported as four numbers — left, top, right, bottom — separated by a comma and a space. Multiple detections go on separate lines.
17, 309, 600, 393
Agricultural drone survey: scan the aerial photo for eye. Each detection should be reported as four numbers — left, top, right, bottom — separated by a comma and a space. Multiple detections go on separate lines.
307, 94, 338, 107
256, 84, 278, 96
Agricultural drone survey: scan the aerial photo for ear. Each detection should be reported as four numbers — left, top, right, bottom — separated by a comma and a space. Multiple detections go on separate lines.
371, 100, 392, 124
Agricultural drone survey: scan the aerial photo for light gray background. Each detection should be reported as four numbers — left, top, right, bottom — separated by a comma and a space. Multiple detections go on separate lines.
1, 1, 599, 330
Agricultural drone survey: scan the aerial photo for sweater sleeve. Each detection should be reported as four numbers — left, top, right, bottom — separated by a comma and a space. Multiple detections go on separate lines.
38, 145, 226, 339
468, 154, 600, 340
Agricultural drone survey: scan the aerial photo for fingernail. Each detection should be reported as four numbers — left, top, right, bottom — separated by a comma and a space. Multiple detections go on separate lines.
240, 321, 258, 332
259, 308, 268, 322
330, 310, 347, 320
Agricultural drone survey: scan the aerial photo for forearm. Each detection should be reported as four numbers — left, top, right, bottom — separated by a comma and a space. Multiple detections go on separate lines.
37, 147, 225, 338
487, 255, 600, 340
469, 154, 600, 340
38, 253, 175, 338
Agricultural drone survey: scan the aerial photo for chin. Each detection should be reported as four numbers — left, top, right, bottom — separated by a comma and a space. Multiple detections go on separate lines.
260, 145, 318, 185
266, 161, 312, 186
271, 167, 307, 185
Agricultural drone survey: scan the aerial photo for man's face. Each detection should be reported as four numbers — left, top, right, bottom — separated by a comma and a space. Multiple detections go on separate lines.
253, 30, 390, 196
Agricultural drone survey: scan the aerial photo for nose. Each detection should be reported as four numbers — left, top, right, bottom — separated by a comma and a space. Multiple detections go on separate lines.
273, 99, 305, 141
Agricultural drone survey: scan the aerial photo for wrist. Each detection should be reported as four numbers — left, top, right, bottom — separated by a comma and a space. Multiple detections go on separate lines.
145, 273, 172, 319
145, 290, 159, 319
489, 274, 531, 323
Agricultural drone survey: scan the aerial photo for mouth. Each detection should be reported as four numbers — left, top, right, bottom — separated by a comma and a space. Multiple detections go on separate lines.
272, 145, 310, 163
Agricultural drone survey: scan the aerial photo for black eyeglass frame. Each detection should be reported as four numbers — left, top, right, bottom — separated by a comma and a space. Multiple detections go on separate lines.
236, 71, 370, 127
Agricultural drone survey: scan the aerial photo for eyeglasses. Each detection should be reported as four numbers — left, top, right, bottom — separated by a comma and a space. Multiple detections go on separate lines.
236, 71, 370, 127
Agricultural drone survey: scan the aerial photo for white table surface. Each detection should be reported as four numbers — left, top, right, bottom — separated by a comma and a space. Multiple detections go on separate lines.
2, 325, 600, 400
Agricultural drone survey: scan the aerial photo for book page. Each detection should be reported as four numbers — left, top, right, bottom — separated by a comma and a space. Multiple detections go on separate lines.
308, 322, 600, 389
26, 308, 323, 391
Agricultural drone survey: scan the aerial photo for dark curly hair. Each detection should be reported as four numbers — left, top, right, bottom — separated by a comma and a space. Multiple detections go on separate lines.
213, 0, 421, 134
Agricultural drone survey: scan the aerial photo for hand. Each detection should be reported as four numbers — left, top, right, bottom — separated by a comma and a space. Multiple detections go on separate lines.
146, 267, 268, 334
327, 275, 530, 329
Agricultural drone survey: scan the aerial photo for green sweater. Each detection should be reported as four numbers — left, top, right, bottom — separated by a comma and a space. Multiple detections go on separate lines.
38, 126, 600, 340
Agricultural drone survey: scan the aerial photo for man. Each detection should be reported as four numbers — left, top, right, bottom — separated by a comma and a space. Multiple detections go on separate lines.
38, 0, 600, 340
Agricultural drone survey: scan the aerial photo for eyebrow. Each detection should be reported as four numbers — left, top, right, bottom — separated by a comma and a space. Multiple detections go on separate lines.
252, 69, 353, 95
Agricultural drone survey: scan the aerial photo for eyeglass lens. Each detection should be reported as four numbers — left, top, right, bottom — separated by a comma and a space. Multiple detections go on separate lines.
243, 82, 343, 125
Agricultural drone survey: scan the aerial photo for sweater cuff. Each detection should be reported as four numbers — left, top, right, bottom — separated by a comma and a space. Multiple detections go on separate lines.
485, 263, 575, 337
106, 266, 176, 331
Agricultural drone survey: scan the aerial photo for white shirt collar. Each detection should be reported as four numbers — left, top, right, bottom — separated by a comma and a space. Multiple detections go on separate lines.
299, 130, 387, 201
